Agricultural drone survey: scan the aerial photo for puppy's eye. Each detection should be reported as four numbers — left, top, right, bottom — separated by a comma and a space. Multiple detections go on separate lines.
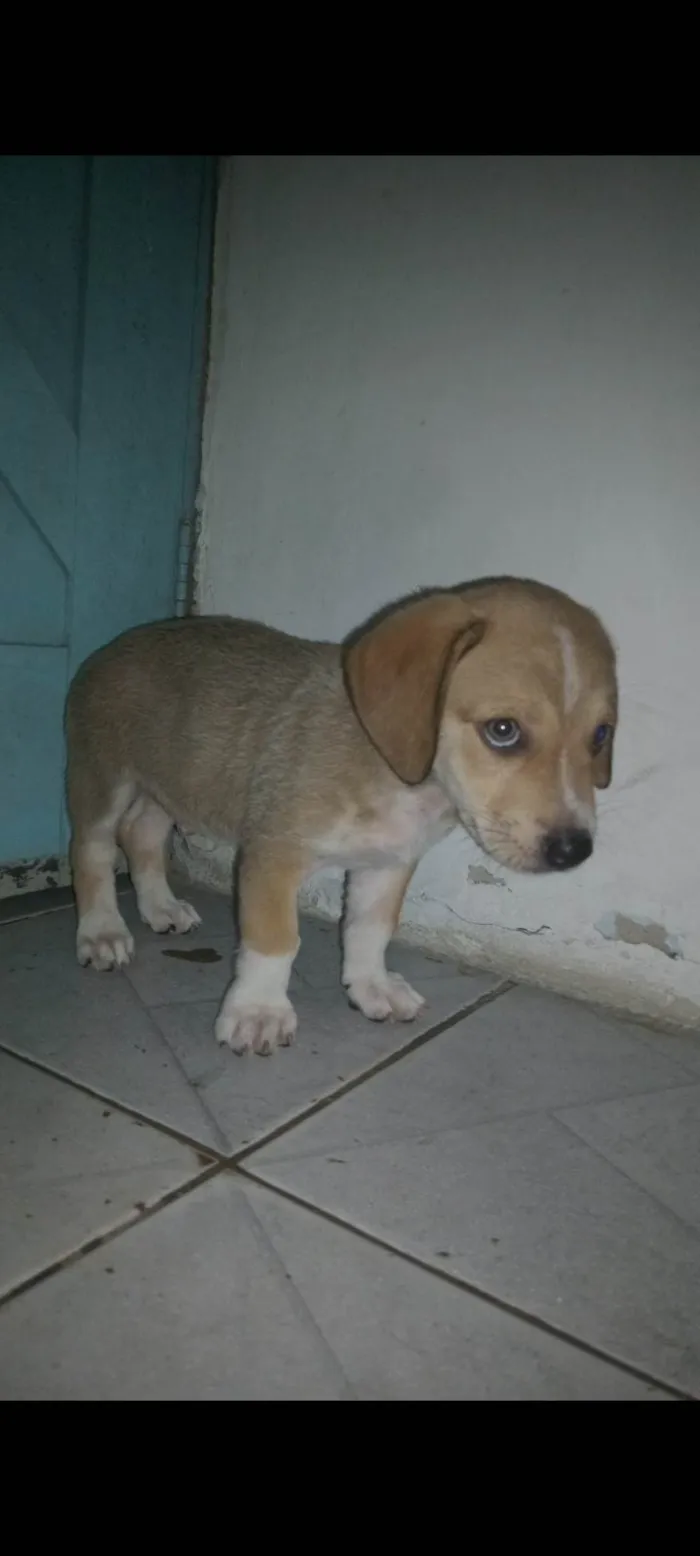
481, 718, 523, 751
592, 723, 612, 753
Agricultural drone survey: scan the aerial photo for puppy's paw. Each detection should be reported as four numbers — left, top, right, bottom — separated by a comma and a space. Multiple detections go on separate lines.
139, 893, 202, 935
346, 971, 426, 1023
77, 912, 135, 971
215, 998, 297, 1056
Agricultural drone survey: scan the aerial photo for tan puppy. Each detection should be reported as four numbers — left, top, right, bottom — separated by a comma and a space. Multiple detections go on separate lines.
65, 578, 617, 1055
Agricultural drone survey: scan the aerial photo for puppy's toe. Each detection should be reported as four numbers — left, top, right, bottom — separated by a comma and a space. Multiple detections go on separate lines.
77, 913, 135, 971
139, 893, 202, 935
346, 972, 426, 1023
215, 1000, 297, 1056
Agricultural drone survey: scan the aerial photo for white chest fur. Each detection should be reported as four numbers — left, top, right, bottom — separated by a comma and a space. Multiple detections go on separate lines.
313, 780, 457, 869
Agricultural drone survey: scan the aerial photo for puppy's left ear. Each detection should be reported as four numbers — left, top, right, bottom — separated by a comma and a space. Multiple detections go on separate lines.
342, 594, 486, 784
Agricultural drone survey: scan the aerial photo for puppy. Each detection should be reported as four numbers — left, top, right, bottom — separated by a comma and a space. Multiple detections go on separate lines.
65, 578, 617, 1055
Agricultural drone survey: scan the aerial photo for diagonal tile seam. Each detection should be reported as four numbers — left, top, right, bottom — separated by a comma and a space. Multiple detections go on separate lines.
226, 980, 515, 1166
0, 901, 74, 927
135, 993, 233, 1155
549, 1108, 700, 1242
0, 1041, 230, 1164
0, 878, 132, 927
0, 1161, 226, 1312
250, 1074, 700, 1170
233, 1164, 696, 1402
0, 981, 514, 1172
1, 1135, 691, 1402
0, 985, 514, 1316
0, 1092, 695, 1404
237, 1187, 358, 1400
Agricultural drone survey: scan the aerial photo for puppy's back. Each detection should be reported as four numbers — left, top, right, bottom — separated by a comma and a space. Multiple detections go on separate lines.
66, 615, 339, 836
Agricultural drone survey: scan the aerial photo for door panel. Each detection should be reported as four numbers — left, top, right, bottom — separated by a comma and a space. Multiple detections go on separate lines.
0, 155, 215, 873
0, 647, 68, 859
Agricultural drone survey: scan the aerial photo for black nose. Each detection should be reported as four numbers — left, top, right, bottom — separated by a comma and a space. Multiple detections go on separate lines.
542, 828, 593, 871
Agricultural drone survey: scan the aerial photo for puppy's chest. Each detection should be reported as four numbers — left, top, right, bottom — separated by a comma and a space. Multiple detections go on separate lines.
313, 783, 456, 868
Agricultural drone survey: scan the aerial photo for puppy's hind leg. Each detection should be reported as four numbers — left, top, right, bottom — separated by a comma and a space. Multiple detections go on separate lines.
119, 796, 201, 935
69, 778, 137, 971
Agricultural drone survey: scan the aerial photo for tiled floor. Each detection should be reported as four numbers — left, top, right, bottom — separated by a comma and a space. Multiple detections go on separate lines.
1, 881, 699, 1400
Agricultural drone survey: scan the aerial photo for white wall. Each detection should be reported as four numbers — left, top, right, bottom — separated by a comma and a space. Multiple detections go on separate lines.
191, 155, 700, 1028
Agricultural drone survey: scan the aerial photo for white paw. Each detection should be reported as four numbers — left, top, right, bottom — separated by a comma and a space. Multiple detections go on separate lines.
345, 971, 426, 1022
77, 912, 135, 971
139, 893, 202, 935
214, 998, 297, 1056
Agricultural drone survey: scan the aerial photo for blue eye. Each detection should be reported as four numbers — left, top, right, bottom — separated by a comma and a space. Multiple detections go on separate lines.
592, 723, 612, 753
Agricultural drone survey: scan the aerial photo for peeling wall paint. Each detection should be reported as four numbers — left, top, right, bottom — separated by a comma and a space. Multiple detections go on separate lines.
0, 855, 72, 900
0, 853, 129, 901
189, 156, 700, 1031
468, 865, 507, 887
595, 912, 683, 961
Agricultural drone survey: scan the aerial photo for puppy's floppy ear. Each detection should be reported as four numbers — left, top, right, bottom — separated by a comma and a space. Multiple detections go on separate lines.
593, 739, 614, 790
342, 594, 486, 785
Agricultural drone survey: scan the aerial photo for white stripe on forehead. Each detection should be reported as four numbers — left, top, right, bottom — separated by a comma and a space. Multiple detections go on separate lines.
554, 626, 581, 713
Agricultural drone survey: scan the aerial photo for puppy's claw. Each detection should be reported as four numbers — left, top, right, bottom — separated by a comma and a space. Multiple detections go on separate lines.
139, 895, 202, 935
76, 914, 135, 971
215, 1000, 297, 1056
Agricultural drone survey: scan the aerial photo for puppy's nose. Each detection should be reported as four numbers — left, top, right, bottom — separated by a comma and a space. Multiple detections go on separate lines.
543, 828, 593, 871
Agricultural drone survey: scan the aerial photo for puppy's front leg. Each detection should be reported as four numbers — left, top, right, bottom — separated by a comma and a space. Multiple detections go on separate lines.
342, 865, 425, 1022
215, 848, 304, 1056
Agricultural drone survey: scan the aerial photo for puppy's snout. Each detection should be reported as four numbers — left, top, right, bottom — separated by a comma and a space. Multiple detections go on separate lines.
542, 827, 593, 871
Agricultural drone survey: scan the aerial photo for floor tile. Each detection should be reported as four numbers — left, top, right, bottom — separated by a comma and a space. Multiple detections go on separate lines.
0, 887, 501, 1154
0, 908, 225, 1150
246, 986, 698, 1159
4, 879, 697, 1400
293, 917, 460, 990
246, 1181, 672, 1400
0, 1173, 672, 1400
116, 881, 239, 1008
122, 903, 458, 1009
0, 874, 130, 925
0, 888, 74, 923
629, 1021, 700, 1079
149, 878, 239, 939
247, 1002, 700, 1392
556, 1084, 700, 1231
0, 1175, 348, 1399
0, 1051, 209, 1298
149, 973, 501, 1155
123, 932, 239, 1008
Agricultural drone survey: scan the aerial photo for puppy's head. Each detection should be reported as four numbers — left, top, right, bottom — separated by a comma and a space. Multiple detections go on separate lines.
342, 578, 617, 873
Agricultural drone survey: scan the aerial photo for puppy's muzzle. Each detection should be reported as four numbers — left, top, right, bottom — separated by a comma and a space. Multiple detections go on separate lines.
542, 827, 593, 871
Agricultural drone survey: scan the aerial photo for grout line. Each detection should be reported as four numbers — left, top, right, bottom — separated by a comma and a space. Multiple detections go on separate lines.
1, 1136, 693, 1399
128, 994, 234, 1157
0, 901, 74, 926
0, 1162, 226, 1312
234, 1165, 696, 1402
0, 1048, 696, 1400
0, 1042, 229, 1164
0, 878, 131, 928
228, 981, 514, 1165
2, 1122, 694, 1400
0, 982, 512, 1175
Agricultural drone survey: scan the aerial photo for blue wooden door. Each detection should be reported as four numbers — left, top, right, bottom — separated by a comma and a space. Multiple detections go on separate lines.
0, 156, 215, 876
